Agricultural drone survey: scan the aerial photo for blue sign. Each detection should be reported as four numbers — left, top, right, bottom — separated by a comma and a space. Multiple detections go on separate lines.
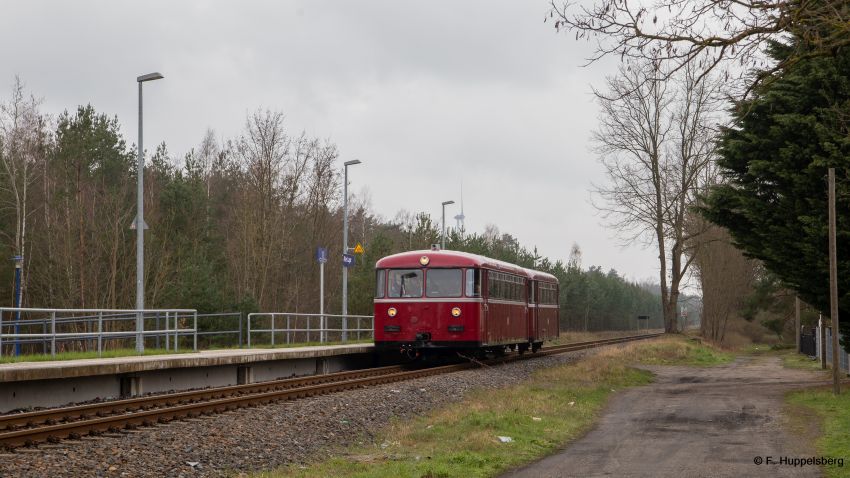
316, 247, 328, 264
343, 253, 355, 268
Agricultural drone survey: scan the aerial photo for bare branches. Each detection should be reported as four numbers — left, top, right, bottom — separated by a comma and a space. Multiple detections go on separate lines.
591, 59, 722, 331
549, 0, 850, 95
0, 77, 50, 307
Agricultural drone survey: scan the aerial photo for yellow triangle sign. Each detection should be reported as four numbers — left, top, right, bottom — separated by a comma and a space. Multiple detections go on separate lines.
353, 243, 365, 254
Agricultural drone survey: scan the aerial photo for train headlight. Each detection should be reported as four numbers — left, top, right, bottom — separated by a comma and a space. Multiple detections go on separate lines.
451, 307, 461, 318
419, 255, 430, 266
388, 307, 397, 318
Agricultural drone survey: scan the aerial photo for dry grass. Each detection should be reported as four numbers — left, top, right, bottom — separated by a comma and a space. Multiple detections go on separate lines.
553, 329, 664, 345
590, 336, 734, 367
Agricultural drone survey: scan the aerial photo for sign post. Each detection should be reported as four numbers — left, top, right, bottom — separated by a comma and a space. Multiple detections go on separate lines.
316, 247, 328, 342
637, 315, 649, 333
341, 253, 355, 341
12, 255, 23, 356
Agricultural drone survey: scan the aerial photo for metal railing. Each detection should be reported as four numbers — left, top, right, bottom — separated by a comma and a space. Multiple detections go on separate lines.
246, 313, 373, 348
0, 311, 246, 357
0, 308, 197, 357
191, 312, 244, 349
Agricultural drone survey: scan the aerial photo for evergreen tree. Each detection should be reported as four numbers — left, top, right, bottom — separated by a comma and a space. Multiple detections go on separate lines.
701, 36, 850, 349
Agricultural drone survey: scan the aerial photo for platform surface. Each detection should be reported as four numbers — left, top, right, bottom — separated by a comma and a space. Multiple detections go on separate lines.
0, 344, 375, 382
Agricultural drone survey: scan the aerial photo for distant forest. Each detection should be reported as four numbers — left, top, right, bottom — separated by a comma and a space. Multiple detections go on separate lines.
0, 82, 695, 331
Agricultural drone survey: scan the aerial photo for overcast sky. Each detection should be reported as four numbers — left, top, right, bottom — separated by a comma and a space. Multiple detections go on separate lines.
1, 1, 666, 285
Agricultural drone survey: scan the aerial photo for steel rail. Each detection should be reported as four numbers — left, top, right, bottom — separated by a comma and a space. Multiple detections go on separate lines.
0, 333, 661, 448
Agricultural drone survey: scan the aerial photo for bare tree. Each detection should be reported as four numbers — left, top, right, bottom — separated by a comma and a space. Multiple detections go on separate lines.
230, 110, 291, 308
549, 0, 850, 95
689, 217, 758, 344
567, 242, 582, 271
0, 77, 49, 305
592, 60, 720, 332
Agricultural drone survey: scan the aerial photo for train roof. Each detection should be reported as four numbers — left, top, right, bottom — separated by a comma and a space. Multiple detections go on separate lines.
524, 269, 559, 283
375, 249, 559, 284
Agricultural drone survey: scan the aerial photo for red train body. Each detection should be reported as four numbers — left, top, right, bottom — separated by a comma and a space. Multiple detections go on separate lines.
373, 249, 559, 355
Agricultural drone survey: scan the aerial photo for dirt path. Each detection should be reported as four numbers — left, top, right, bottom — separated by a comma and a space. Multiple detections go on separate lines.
502, 355, 831, 478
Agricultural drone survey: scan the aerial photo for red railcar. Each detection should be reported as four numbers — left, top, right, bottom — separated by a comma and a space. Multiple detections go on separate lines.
373, 249, 559, 356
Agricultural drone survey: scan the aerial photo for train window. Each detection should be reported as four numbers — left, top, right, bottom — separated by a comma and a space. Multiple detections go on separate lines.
388, 269, 423, 298
485, 272, 526, 301
375, 269, 386, 298
465, 269, 481, 297
529, 281, 535, 303
426, 269, 463, 297
537, 282, 558, 305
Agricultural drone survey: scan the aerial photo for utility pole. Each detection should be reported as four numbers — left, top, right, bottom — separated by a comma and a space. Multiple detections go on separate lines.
795, 296, 801, 353
828, 168, 840, 395
820, 312, 827, 370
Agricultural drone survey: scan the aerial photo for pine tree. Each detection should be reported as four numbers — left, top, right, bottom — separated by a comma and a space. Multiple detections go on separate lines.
701, 36, 850, 349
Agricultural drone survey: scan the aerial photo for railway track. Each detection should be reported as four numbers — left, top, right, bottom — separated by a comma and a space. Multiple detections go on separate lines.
0, 332, 662, 449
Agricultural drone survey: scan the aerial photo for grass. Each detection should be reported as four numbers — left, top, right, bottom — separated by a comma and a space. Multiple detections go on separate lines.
786, 388, 850, 477
0, 339, 374, 364
248, 339, 374, 349
625, 336, 734, 366
742, 343, 794, 355
0, 347, 196, 364
739, 342, 825, 371
780, 350, 825, 371
258, 335, 730, 478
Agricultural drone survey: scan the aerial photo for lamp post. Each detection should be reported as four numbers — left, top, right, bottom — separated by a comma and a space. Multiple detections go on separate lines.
342, 159, 362, 341
441, 200, 455, 250
136, 72, 163, 353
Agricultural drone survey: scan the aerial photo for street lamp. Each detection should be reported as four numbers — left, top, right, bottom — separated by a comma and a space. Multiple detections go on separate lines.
441, 200, 455, 250
136, 71, 163, 353
342, 159, 362, 341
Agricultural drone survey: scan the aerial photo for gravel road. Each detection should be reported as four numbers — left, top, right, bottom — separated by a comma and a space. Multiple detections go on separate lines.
502, 355, 832, 478
0, 350, 589, 477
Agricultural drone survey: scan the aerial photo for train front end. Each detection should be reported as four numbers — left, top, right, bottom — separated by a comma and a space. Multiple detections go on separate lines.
373, 250, 483, 357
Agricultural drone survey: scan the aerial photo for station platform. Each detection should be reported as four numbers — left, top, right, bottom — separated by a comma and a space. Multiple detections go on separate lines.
0, 344, 376, 412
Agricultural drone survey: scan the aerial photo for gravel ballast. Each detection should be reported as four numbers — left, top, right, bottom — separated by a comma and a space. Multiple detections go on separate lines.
0, 350, 594, 477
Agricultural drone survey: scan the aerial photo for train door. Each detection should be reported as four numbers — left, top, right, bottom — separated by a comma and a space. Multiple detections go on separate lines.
419, 270, 437, 338
527, 280, 538, 341
482, 269, 492, 344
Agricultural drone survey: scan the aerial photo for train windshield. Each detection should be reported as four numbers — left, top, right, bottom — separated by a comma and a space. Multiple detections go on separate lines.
388, 269, 423, 298
375, 269, 385, 298
426, 268, 463, 298
465, 268, 481, 297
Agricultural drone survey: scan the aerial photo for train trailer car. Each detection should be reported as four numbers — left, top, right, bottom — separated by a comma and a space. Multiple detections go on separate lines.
373, 248, 559, 357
